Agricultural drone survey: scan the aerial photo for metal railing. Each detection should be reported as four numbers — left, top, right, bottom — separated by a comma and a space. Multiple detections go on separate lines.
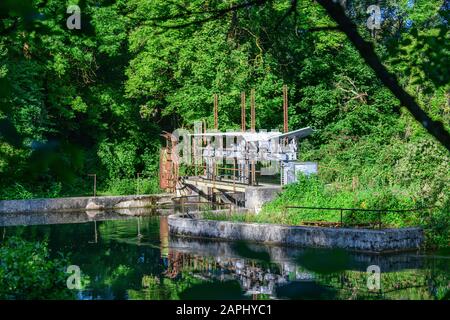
169, 194, 236, 216
183, 163, 261, 187
282, 206, 436, 229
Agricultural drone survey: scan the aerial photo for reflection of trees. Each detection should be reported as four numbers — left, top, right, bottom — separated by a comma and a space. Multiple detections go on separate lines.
165, 251, 298, 298
9, 217, 166, 299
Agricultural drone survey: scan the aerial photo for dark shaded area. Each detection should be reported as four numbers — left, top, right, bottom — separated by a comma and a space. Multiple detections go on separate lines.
232, 240, 271, 264
275, 280, 337, 300
179, 280, 248, 300
294, 248, 354, 274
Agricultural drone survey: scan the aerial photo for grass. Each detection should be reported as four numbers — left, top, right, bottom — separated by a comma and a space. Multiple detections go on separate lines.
202, 175, 449, 249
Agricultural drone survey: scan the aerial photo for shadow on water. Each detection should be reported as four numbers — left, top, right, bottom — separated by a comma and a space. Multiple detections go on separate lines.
0, 209, 448, 300
231, 241, 272, 264
179, 280, 248, 300
275, 281, 337, 300
294, 248, 355, 275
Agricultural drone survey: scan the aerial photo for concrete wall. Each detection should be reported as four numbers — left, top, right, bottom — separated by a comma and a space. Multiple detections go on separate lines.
168, 213, 424, 253
244, 185, 282, 213
0, 194, 173, 214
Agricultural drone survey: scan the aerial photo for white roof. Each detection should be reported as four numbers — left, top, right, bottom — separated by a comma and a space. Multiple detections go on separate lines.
190, 127, 313, 142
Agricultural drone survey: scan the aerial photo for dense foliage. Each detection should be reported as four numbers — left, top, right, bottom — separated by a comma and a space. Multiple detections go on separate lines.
0, 236, 74, 299
0, 1, 448, 234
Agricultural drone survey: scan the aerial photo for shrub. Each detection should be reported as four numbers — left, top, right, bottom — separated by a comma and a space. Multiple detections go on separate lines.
0, 237, 75, 300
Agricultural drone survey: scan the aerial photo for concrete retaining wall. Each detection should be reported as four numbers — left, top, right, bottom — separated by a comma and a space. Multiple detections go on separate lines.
244, 185, 282, 213
168, 214, 424, 253
0, 194, 173, 214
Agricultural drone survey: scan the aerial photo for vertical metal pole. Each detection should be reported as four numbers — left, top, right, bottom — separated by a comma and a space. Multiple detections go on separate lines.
136, 172, 141, 195
213, 95, 218, 187
240, 92, 246, 185
250, 89, 256, 186
340, 209, 343, 227
203, 119, 207, 176
241, 92, 246, 132
213, 93, 218, 130
250, 89, 255, 133
283, 84, 288, 133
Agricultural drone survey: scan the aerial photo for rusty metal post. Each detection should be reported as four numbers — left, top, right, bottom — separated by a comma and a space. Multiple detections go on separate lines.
250, 89, 255, 133
241, 92, 246, 132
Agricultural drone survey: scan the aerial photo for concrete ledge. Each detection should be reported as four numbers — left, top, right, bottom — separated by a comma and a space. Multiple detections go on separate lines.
244, 185, 282, 213
0, 194, 173, 214
168, 213, 424, 253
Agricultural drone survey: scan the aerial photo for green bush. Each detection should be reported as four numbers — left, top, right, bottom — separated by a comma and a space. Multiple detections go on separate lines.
0, 237, 75, 300
0, 183, 34, 200
102, 176, 160, 196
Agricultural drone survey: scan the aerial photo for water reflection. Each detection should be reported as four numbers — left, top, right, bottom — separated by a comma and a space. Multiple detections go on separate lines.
0, 210, 448, 300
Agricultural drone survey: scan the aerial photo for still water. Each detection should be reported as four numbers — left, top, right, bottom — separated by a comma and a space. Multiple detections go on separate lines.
1, 210, 448, 300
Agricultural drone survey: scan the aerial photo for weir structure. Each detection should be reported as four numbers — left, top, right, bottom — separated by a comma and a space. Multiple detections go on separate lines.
159, 86, 317, 212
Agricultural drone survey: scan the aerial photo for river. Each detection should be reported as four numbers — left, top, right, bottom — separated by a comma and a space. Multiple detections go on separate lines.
0, 209, 448, 300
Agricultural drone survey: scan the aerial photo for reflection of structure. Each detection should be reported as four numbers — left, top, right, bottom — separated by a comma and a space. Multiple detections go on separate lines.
164, 250, 314, 298
164, 236, 437, 299
88, 220, 98, 244
159, 216, 169, 260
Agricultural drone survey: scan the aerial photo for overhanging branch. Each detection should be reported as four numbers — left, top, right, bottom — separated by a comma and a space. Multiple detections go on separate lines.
316, 0, 450, 151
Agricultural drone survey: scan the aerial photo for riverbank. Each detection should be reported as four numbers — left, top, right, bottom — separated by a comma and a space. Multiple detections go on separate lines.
201, 207, 447, 250
254, 175, 449, 249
